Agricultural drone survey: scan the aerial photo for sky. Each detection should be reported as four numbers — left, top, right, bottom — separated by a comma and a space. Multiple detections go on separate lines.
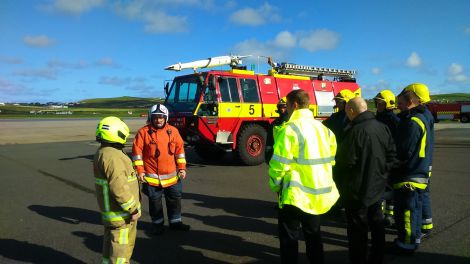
1, 0, 469, 103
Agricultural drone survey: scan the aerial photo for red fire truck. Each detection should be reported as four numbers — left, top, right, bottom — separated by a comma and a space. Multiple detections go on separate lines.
427, 101, 470, 123
163, 55, 361, 165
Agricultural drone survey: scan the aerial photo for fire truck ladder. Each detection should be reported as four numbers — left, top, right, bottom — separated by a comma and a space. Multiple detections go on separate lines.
275, 63, 356, 80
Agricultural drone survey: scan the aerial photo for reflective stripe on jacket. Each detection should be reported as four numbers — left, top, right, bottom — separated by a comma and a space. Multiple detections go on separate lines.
269, 108, 339, 215
93, 146, 141, 227
132, 124, 186, 187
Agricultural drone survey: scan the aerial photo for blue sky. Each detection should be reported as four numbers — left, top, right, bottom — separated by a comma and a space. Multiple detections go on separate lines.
1, 0, 469, 103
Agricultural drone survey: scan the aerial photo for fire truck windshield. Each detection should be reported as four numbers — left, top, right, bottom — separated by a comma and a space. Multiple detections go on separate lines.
164, 74, 204, 113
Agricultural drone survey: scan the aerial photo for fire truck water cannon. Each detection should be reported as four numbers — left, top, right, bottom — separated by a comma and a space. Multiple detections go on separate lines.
165, 55, 252, 71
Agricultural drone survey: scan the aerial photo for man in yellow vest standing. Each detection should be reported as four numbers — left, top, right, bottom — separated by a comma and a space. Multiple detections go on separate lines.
269, 89, 339, 264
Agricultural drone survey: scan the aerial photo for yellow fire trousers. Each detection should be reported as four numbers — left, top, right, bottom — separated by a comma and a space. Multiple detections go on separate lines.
102, 221, 137, 264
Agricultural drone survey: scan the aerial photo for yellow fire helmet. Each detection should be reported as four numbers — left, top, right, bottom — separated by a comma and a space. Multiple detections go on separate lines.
96, 116, 130, 144
334, 89, 356, 102
403, 83, 431, 103
277, 96, 287, 106
374, 90, 396, 109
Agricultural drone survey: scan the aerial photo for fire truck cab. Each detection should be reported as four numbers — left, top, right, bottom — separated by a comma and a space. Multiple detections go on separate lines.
164, 56, 361, 165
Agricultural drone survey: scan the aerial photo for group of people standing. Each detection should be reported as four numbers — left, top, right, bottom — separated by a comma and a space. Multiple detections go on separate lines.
91, 82, 434, 263
267, 83, 434, 264
93, 104, 189, 264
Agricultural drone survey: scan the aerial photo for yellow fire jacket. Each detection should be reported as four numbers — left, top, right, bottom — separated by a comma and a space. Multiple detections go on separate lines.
269, 109, 339, 215
94, 146, 141, 227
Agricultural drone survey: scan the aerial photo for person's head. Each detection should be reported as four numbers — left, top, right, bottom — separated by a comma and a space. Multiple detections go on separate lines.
286, 89, 310, 117
396, 90, 421, 112
374, 89, 396, 112
148, 104, 169, 129
276, 97, 288, 115
334, 90, 355, 111
345, 97, 368, 121
95, 116, 130, 145
402, 83, 431, 104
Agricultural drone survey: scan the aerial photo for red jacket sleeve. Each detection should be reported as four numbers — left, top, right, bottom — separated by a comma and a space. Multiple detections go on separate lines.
132, 128, 146, 174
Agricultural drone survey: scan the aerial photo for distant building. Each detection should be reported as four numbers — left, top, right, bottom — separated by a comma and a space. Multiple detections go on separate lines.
49, 105, 69, 109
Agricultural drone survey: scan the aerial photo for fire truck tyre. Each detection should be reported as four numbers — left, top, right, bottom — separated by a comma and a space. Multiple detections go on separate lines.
194, 144, 226, 161
236, 124, 267, 166
461, 115, 469, 123
433, 114, 440, 123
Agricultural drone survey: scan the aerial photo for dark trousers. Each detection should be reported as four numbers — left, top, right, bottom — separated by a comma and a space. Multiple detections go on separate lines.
345, 201, 385, 264
278, 205, 323, 264
143, 180, 182, 225
421, 183, 433, 233
393, 188, 423, 250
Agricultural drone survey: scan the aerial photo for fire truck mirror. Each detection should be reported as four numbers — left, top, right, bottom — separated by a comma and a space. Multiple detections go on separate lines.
164, 83, 169, 96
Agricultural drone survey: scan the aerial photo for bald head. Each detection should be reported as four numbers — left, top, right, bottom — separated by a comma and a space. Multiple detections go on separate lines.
346, 97, 368, 121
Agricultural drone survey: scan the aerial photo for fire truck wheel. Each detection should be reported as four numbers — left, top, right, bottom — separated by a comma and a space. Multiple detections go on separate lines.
194, 144, 226, 161
236, 124, 267, 166
461, 115, 469, 123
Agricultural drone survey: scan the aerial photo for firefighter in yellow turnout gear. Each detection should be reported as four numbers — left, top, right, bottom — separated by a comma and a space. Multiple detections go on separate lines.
94, 117, 141, 264
269, 89, 339, 264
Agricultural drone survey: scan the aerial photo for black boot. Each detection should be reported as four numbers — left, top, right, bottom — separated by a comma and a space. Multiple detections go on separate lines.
152, 223, 165, 235
169, 222, 190, 231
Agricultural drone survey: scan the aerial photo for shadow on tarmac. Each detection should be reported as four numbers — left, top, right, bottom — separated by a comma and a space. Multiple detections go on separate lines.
0, 239, 85, 263
59, 154, 94, 161
185, 192, 277, 219
28, 205, 101, 225
73, 228, 281, 264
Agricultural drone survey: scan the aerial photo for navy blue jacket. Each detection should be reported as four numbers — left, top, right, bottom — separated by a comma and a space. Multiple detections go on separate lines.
376, 110, 399, 142
323, 110, 349, 144
394, 105, 434, 188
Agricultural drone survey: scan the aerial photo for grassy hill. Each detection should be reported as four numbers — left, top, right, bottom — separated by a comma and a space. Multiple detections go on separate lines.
78, 96, 164, 108
430, 93, 470, 102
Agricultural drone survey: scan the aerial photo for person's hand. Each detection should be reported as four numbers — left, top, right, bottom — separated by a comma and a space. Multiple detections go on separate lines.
138, 173, 146, 182
178, 169, 186, 179
131, 210, 141, 221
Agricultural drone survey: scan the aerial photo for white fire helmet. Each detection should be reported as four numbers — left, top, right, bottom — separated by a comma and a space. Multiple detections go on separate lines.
148, 104, 169, 122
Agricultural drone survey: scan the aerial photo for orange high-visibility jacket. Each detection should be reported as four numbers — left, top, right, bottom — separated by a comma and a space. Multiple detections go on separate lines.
132, 124, 186, 187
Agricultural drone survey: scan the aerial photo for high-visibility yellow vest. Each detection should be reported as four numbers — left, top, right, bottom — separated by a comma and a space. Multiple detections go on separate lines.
269, 108, 339, 215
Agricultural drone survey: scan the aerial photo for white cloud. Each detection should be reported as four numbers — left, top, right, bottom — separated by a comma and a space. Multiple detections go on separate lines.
232, 39, 289, 63
274, 31, 296, 48
13, 68, 58, 80
96, 57, 118, 67
114, 1, 187, 33
99, 76, 130, 86
23, 35, 55, 48
465, 27, 470, 35
447, 63, 469, 83
0, 57, 24, 64
47, 0, 104, 15
230, 8, 264, 25
298, 29, 340, 52
143, 11, 187, 33
448, 63, 463, 75
406, 52, 422, 68
0, 78, 27, 95
229, 3, 281, 26
371, 67, 381, 75
48, 59, 88, 69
